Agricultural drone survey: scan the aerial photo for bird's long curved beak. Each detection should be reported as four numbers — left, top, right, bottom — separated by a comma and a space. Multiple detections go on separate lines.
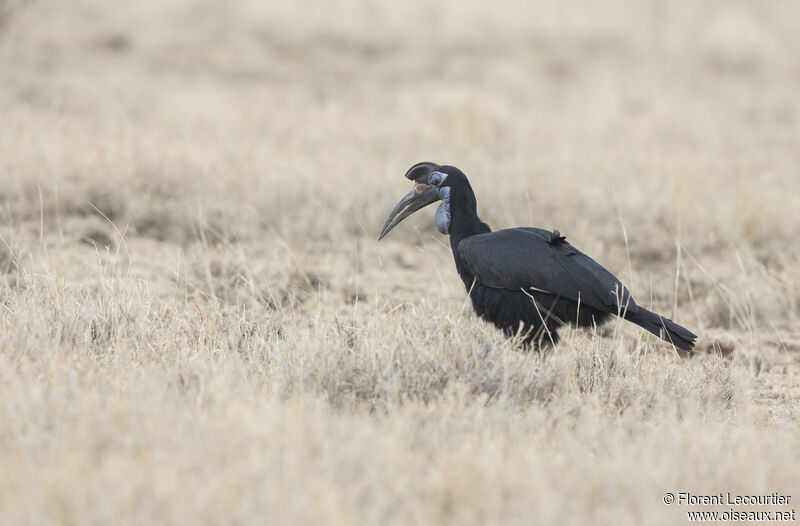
378, 183, 440, 240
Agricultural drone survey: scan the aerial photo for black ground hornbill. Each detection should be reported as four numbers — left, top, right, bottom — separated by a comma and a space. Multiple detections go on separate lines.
379, 162, 697, 351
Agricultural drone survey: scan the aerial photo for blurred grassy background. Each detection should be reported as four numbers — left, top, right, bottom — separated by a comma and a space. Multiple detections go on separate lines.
1, 0, 799, 524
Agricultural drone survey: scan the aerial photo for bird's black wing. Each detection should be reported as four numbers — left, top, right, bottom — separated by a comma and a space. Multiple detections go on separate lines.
457, 228, 639, 314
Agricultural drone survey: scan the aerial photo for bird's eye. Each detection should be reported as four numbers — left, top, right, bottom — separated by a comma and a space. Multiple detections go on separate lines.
429, 172, 442, 186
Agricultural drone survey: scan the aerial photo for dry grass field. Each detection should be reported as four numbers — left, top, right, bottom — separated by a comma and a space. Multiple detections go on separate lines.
1, 0, 799, 524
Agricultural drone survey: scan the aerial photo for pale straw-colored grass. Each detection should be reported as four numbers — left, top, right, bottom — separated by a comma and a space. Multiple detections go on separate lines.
1, 0, 799, 524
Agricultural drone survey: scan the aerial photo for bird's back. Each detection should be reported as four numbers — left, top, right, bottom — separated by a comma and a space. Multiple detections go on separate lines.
457, 227, 638, 315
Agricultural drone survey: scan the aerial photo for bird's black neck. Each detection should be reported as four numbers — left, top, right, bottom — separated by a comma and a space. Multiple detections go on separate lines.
447, 183, 491, 287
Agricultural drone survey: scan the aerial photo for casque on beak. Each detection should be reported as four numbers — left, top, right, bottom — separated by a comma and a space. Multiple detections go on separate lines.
378, 162, 442, 240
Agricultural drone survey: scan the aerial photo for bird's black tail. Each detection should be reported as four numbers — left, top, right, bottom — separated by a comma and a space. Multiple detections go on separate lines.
626, 308, 697, 351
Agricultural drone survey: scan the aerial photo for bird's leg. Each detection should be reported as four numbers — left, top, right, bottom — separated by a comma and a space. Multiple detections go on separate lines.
522, 290, 563, 349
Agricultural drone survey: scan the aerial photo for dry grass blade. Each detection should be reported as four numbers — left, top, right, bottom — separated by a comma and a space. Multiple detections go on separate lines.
1, 0, 799, 524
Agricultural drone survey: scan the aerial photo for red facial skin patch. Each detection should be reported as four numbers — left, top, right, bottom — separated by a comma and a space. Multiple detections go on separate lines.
415, 183, 430, 194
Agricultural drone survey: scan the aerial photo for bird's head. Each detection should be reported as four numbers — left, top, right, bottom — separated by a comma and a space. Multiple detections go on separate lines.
378, 162, 468, 240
